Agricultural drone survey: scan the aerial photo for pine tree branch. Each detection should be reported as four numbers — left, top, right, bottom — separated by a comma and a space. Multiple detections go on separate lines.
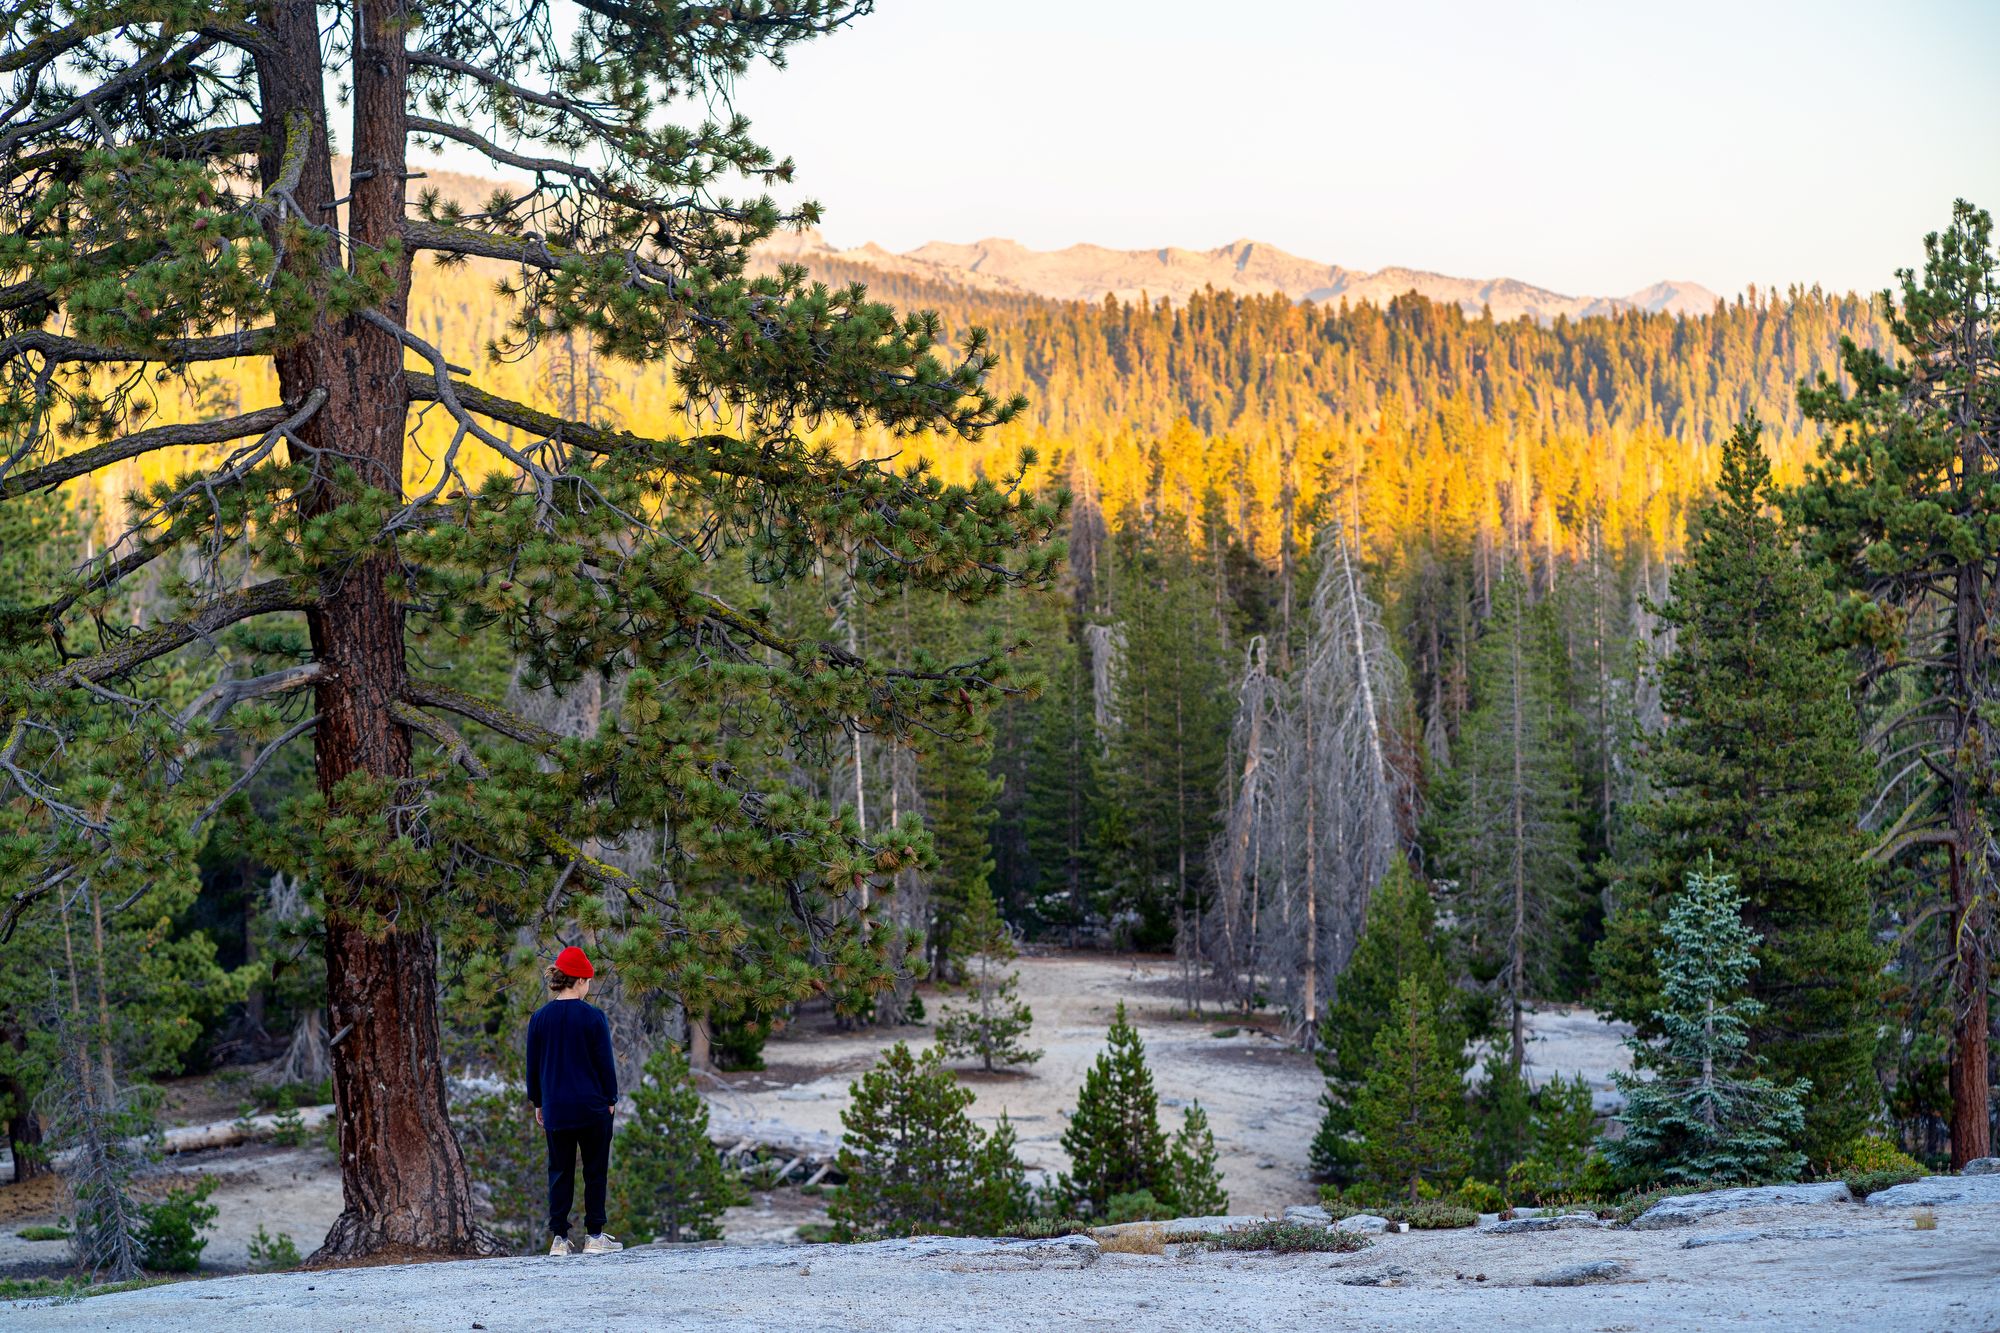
174, 663, 326, 730
400, 218, 683, 290
0, 397, 317, 498
0, 32, 220, 156
402, 370, 796, 486
0, 326, 277, 371
401, 680, 559, 750
404, 119, 608, 192
25, 578, 314, 695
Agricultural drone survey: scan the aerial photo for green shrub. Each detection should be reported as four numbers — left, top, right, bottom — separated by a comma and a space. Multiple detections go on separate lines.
830, 1043, 1029, 1239
1101, 1189, 1174, 1223
1846, 1167, 1923, 1198
1211, 1027, 1240, 1040
1829, 1135, 1923, 1178
452, 1084, 545, 1254
1392, 1202, 1478, 1229
271, 1087, 306, 1148
1169, 1220, 1371, 1254
246, 1225, 300, 1270
610, 1045, 746, 1244
1162, 1103, 1229, 1216
993, 1216, 1091, 1239
17, 1224, 70, 1241
1451, 1179, 1507, 1213
135, 1179, 217, 1273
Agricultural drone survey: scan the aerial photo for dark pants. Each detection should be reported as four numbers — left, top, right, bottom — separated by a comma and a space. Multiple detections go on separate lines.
545, 1113, 613, 1238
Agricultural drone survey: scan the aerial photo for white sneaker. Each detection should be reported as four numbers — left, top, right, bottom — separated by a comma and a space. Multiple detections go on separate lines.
582, 1233, 622, 1254
549, 1236, 574, 1256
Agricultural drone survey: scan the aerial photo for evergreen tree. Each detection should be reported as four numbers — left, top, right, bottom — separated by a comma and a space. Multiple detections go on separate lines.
1469, 1055, 1534, 1185
0, 3, 1058, 1261
1510, 1073, 1599, 1200
1355, 975, 1472, 1202
1600, 418, 1880, 1161
1608, 863, 1809, 1185
830, 1043, 1028, 1239
933, 884, 1042, 1072
917, 695, 1002, 981
1094, 527, 1230, 948
1020, 639, 1098, 934
1310, 863, 1457, 1181
1785, 203, 2000, 1167
1163, 1102, 1229, 1217
1427, 571, 1583, 1069
1059, 1002, 1170, 1215
609, 1046, 746, 1244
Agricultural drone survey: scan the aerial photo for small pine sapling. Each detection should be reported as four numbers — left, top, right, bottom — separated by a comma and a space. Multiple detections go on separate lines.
1164, 1102, 1229, 1216
933, 885, 1043, 1072
1355, 976, 1471, 1202
610, 1045, 746, 1244
1608, 862, 1810, 1184
1509, 1073, 1599, 1202
1058, 1003, 1170, 1215
830, 1044, 1027, 1238
1470, 1054, 1533, 1186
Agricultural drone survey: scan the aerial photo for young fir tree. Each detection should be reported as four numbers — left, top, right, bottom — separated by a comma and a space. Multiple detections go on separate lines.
1608, 862, 1809, 1185
917, 696, 1002, 981
609, 1045, 745, 1244
1355, 975, 1472, 1202
1094, 525, 1231, 949
1469, 1055, 1534, 1185
1510, 1073, 1599, 1200
1599, 418, 1880, 1161
1059, 1002, 1171, 1215
933, 883, 1042, 1072
1427, 571, 1584, 1071
1163, 1101, 1229, 1217
0, 5, 1060, 1260
1785, 203, 1999, 1168
1020, 639, 1097, 934
829, 1043, 1028, 1239
1311, 863, 1457, 1181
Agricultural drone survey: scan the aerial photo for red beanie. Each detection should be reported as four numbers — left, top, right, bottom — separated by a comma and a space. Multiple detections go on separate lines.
554, 946, 595, 979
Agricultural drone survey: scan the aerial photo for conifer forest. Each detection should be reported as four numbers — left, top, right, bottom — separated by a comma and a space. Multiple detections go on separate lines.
0, 1, 1996, 1324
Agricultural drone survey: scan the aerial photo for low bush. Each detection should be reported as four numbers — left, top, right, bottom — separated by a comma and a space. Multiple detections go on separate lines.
1392, 1202, 1478, 1229
17, 1224, 70, 1242
1101, 1189, 1175, 1223
246, 1225, 301, 1270
135, 1179, 218, 1273
1168, 1220, 1372, 1254
1450, 1178, 1507, 1213
993, 1216, 1091, 1239
1845, 1167, 1922, 1198
1832, 1135, 1922, 1173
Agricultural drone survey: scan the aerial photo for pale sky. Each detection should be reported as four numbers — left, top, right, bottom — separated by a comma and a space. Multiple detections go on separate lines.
720, 0, 2000, 299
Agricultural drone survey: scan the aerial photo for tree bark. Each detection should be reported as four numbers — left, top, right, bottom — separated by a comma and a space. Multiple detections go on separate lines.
257, 0, 481, 1259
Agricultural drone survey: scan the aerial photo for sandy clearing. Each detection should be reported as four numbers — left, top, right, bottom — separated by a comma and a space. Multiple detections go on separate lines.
7, 1199, 1995, 1333
712, 951, 1634, 1218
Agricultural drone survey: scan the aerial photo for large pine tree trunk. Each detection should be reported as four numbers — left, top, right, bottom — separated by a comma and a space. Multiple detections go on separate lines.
1947, 548, 1992, 1169
1948, 815, 1992, 1168
258, 0, 480, 1258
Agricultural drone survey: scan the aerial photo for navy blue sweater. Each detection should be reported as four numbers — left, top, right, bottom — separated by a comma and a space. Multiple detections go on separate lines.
525, 1000, 618, 1131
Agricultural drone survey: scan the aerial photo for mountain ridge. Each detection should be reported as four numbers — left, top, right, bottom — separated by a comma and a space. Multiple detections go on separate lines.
759, 228, 1719, 324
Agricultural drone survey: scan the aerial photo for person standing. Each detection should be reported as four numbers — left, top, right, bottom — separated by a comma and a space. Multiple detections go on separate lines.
527, 946, 623, 1256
